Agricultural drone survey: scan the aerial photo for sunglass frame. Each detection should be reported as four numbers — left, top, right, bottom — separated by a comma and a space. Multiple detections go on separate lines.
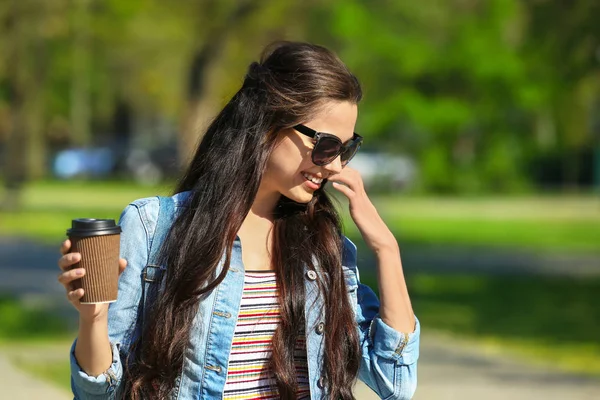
293, 124, 363, 166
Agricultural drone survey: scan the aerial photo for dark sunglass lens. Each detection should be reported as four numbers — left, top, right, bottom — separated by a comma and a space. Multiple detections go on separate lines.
341, 141, 361, 165
313, 137, 341, 165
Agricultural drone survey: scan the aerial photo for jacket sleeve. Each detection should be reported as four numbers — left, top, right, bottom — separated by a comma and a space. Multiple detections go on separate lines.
343, 236, 420, 400
70, 203, 149, 399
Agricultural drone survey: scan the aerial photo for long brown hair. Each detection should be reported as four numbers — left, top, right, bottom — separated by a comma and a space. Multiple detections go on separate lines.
125, 41, 363, 399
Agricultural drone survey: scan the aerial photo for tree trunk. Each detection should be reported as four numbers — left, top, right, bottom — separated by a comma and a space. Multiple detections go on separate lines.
70, 0, 92, 147
1, 1, 28, 211
177, 1, 260, 169
26, 34, 48, 180
178, 49, 222, 169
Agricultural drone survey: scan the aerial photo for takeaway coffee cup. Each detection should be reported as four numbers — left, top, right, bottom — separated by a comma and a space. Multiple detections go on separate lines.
67, 219, 121, 304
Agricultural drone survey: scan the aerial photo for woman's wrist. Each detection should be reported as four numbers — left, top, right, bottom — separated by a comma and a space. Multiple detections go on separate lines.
79, 314, 108, 328
79, 305, 110, 325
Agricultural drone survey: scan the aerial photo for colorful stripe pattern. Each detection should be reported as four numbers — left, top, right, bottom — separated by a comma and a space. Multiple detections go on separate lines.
223, 271, 310, 399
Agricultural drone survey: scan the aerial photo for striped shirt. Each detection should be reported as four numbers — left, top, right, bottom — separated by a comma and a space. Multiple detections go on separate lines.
223, 271, 310, 399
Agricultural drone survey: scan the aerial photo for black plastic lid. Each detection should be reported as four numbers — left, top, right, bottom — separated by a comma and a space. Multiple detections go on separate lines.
67, 218, 121, 238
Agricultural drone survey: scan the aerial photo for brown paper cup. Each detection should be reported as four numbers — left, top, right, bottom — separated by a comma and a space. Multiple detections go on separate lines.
69, 234, 120, 304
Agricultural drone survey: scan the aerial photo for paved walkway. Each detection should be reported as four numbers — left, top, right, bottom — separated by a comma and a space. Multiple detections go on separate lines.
353, 333, 600, 399
0, 354, 70, 400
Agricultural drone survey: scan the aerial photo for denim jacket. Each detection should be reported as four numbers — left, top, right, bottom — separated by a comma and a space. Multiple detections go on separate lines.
70, 191, 420, 399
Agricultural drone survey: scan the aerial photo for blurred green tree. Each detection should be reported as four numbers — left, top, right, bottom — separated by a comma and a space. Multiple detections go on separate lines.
311, 0, 534, 192
522, 0, 600, 188
310, 0, 599, 192
0, 0, 598, 199
0, 0, 309, 204
0, 0, 64, 209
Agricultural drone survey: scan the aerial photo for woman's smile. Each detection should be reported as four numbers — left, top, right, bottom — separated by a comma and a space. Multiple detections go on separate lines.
302, 171, 323, 190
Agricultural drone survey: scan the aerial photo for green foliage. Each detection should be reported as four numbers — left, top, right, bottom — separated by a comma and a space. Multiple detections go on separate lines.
404, 273, 600, 375
311, 0, 599, 192
0, 296, 70, 340
1, 0, 599, 193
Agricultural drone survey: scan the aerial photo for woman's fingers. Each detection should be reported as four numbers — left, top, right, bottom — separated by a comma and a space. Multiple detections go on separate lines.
58, 268, 85, 287
329, 167, 364, 190
58, 252, 81, 271
118, 258, 127, 275
67, 288, 84, 302
60, 239, 71, 256
329, 174, 352, 187
332, 181, 355, 199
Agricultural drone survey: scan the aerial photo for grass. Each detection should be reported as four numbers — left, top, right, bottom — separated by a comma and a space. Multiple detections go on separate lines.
16, 359, 71, 392
0, 296, 72, 342
0, 296, 74, 392
1, 180, 599, 253
341, 194, 600, 253
0, 180, 168, 243
360, 272, 600, 376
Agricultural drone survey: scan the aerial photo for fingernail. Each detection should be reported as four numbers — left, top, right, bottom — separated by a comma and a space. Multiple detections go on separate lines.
75, 269, 84, 276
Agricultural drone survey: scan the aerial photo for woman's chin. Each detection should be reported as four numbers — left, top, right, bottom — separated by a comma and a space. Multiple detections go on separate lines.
285, 188, 314, 204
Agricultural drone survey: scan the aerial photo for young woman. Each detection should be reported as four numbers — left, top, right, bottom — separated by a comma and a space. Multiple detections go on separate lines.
58, 41, 420, 400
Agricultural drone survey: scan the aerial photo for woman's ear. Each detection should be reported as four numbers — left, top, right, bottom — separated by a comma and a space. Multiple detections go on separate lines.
263, 127, 280, 144
265, 127, 288, 149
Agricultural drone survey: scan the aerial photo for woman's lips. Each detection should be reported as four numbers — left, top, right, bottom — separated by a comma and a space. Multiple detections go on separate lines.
302, 172, 321, 190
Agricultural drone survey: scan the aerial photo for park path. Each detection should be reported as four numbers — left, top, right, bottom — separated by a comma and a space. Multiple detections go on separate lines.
1, 236, 599, 399
0, 353, 70, 400
353, 333, 600, 399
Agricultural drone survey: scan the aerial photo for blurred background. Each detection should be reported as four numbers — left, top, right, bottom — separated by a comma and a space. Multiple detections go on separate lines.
0, 0, 598, 399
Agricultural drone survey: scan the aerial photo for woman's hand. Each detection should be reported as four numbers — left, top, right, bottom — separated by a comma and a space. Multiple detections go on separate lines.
329, 167, 398, 253
331, 167, 415, 333
57, 239, 127, 322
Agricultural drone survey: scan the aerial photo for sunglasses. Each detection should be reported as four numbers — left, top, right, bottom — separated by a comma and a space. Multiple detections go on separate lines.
293, 124, 363, 167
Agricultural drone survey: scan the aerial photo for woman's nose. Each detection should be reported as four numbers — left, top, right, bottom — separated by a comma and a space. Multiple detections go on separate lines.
322, 155, 343, 174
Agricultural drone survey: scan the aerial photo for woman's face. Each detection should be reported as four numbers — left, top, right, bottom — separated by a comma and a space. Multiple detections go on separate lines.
262, 100, 358, 204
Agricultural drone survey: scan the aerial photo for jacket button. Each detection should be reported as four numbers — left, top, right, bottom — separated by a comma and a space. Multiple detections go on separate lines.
206, 364, 222, 373
317, 376, 326, 388
316, 322, 325, 334
306, 270, 317, 280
